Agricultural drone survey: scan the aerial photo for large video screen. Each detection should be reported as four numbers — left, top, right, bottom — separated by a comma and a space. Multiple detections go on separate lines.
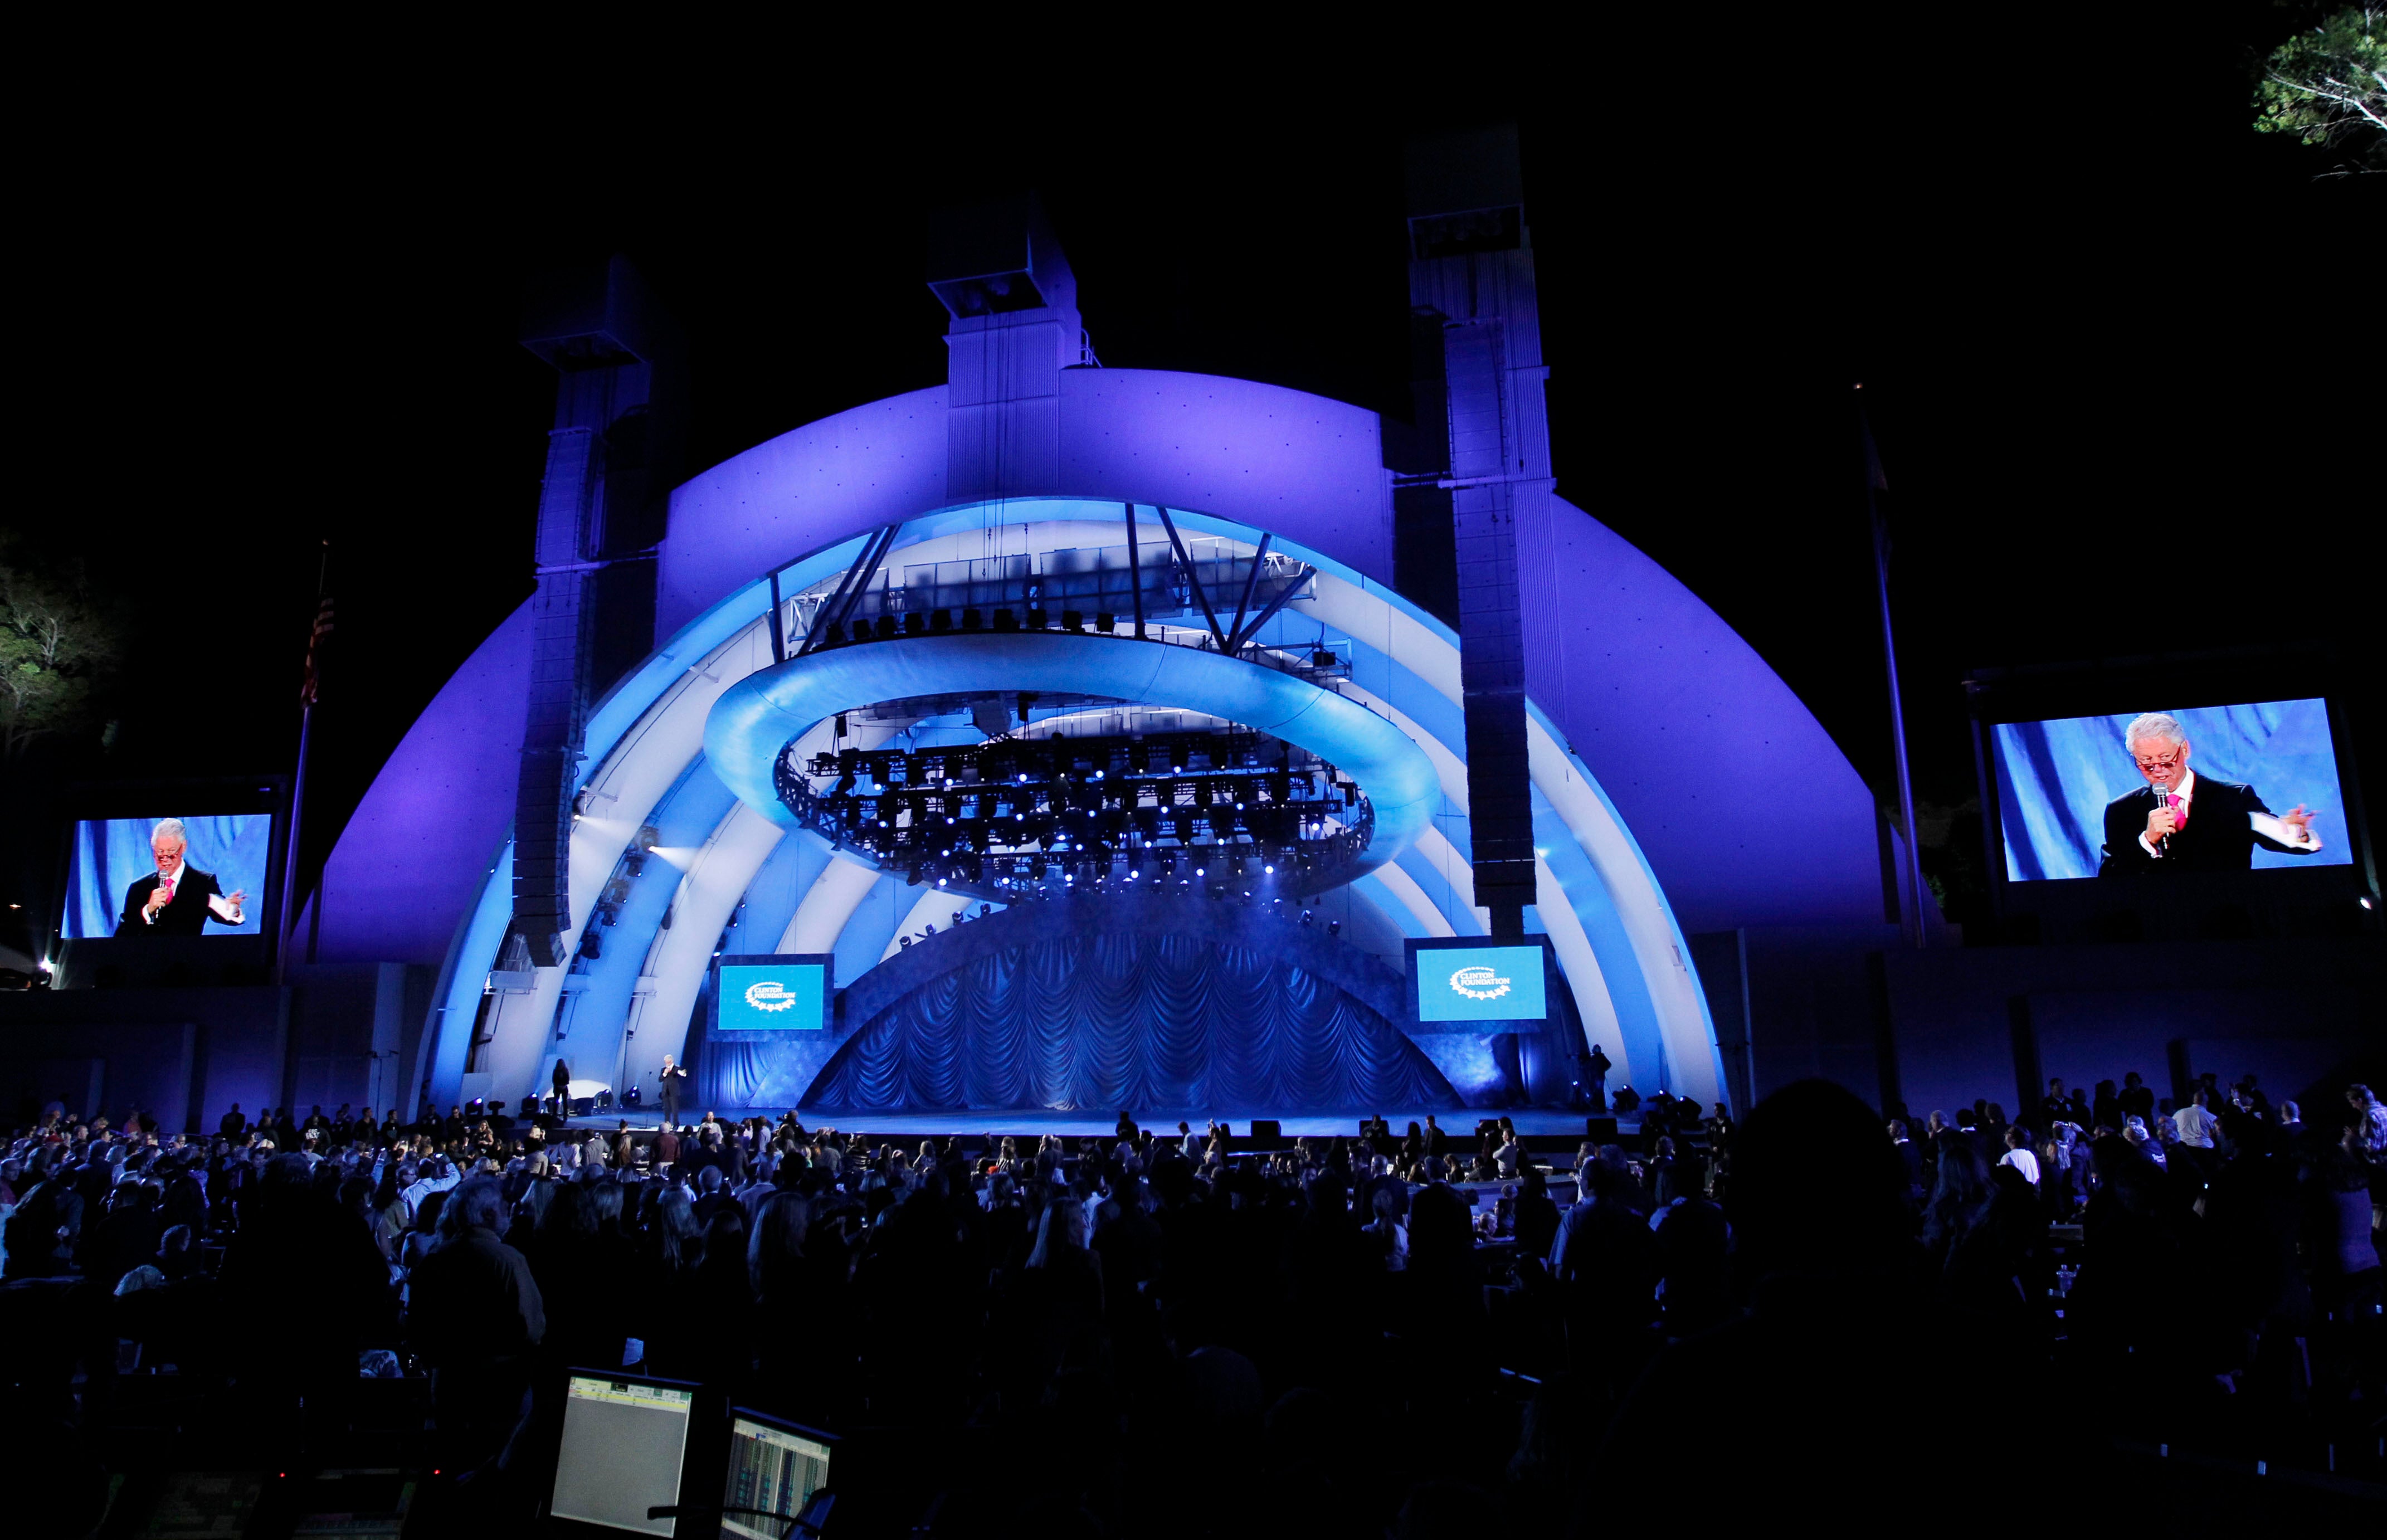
1991, 699, 2350, 881
65, 815, 269, 938
1412, 942, 1549, 1024
715, 956, 831, 1031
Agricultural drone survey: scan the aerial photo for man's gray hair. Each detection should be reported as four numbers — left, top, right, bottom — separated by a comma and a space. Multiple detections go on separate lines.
2122, 713, 2186, 752
446, 1175, 506, 1231
152, 818, 188, 845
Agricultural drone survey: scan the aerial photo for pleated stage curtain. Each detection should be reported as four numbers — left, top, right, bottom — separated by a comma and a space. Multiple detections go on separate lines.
801, 932, 1454, 1115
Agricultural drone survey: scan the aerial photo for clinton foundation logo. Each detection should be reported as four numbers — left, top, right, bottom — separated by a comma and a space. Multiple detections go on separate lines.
744, 978, 799, 1013
718, 960, 827, 1030
1448, 964, 1512, 1002
1414, 943, 1549, 1024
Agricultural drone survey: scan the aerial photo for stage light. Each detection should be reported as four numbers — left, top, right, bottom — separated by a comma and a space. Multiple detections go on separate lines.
1327, 920, 1341, 937
1265, 864, 1274, 874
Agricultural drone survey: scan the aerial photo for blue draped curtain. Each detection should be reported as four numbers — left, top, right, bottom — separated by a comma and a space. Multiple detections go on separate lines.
802, 932, 1454, 1114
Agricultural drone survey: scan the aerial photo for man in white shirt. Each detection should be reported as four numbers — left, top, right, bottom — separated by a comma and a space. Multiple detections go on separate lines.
2172, 1089, 2220, 1149
1998, 1125, 2040, 1187
400, 1157, 459, 1220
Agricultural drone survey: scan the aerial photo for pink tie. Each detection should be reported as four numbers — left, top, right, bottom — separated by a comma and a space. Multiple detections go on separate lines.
160, 875, 176, 903
2166, 791, 2186, 829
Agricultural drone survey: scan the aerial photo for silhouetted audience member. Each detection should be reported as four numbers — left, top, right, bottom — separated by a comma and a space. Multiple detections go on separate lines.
407, 1176, 544, 1473
1595, 1080, 2043, 1516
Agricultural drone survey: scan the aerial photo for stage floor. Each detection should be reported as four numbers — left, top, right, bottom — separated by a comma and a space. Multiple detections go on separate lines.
564, 1109, 1616, 1140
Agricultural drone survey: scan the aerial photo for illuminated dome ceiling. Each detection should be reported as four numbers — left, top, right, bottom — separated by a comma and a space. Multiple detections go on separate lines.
300, 178, 1893, 1120
706, 622, 1441, 903
310, 382, 1886, 1119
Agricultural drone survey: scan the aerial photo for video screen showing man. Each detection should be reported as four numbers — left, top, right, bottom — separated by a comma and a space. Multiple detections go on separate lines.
2097, 712, 2323, 876
115, 817, 250, 935
1990, 698, 2349, 883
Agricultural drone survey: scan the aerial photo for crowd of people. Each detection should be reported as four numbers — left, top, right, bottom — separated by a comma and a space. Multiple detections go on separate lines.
2, 1067, 2382, 1531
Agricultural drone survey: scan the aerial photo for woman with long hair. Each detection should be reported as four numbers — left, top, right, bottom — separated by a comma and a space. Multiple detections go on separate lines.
747, 1190, 811, 1300
1921, 1130, 1996, 1279
993, 1192, 1105, 1404
398, 1188, 448, 1276
639, 1183, 700, 1294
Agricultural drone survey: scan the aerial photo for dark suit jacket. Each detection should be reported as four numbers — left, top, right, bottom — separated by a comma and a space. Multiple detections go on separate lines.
115, 866, 229, 936
2098, 777, 2315, 875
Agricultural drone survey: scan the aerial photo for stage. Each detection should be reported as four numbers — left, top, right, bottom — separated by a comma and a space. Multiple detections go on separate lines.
561, 1108, 1626, 1142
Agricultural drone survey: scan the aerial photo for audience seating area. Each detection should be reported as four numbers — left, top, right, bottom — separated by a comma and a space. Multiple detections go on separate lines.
3, 1070, 2383, 1533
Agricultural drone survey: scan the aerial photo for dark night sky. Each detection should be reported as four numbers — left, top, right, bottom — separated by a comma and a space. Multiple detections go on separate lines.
8, 7, 2381, 944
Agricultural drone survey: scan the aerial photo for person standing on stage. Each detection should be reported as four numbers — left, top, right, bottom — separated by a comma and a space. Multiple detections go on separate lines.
551, 1059, 571, 1114
1585, 1043, 1612, 1113
658, 1055, 689, 1128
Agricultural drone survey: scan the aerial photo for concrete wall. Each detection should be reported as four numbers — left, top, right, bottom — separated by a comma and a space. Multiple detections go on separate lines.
285, 962, 429, 1118
0, 986, 286, 1133
0, 1021, 195, 1133
1701, 927, 2384, 1122
1884, 938, 2383, 1119
0, 963, 431, 1133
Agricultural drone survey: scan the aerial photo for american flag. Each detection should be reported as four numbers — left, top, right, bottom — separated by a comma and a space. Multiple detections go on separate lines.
299, 595, 335, 708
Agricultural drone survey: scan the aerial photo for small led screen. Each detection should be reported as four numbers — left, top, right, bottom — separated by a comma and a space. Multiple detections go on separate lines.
1415, 944, 1548, 1023
719, 1416, 834, 1540
717, 961, 829, 1031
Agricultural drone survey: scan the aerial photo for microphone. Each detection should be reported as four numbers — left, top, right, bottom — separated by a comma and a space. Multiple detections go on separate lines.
2152, 776, 2174, 855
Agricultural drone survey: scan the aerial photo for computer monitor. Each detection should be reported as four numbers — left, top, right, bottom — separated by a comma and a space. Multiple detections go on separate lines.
718, 1410, 836, 1539
552, 1371, 700, 1535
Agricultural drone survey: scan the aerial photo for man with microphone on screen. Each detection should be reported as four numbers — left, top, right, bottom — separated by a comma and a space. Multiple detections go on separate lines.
2098, 713, 2323, 875
114, 818, 247, 934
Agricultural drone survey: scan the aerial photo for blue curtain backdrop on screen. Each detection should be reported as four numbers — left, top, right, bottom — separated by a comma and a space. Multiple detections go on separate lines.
1994, 699, 2349, 881
68, 815, 270, 937
787, 933, 1453, 1114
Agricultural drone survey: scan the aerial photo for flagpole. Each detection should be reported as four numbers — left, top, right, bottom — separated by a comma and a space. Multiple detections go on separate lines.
1860, 389, 1928, 949
275, 542, 330, 985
